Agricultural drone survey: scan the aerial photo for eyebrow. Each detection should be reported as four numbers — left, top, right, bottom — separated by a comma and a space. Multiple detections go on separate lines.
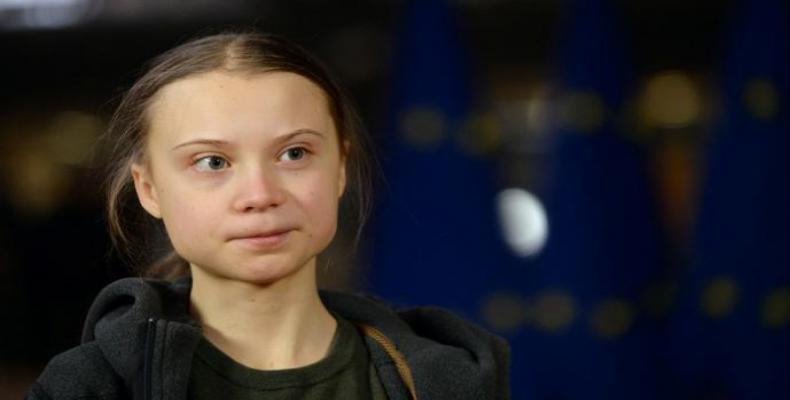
170, 129, 327, 151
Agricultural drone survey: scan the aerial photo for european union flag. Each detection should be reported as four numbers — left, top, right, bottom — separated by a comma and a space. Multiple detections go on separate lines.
670, 0, 790, 398
523, 0, 667, 398
366, 0, 513, 319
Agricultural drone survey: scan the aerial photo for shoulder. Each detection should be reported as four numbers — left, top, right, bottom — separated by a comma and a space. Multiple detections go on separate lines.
394, 306, 511, 399
322, 291, 511, 399
28, 342, 126, 400
322, 290, 509, 358
397, 305, 511, 362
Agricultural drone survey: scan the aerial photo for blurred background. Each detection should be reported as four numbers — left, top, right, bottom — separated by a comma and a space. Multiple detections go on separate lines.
1, 0, 788, 398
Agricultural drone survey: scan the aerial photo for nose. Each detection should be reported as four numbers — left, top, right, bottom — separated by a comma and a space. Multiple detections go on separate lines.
232, 167, 287, 213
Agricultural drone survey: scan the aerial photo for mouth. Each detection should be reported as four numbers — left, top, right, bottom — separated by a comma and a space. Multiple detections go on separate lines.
229, 228, 294, 249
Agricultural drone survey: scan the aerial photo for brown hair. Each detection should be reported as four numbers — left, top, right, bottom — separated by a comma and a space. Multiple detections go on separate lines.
102, 31, 373, 279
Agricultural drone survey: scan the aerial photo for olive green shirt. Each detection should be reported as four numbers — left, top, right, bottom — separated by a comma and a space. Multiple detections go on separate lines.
188, 315, 389, 399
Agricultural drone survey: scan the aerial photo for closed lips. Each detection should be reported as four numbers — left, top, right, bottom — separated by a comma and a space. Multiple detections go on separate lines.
230, 228, 294, 240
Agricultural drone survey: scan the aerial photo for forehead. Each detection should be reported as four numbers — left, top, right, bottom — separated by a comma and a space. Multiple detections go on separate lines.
145, 70, 336, 146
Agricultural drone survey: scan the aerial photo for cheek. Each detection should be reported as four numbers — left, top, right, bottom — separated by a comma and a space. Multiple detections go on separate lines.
157, 182, 223, 243
296, 174, 341, 236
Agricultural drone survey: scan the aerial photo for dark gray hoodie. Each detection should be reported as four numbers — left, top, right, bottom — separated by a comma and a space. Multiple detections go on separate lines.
26, 277, 510, 400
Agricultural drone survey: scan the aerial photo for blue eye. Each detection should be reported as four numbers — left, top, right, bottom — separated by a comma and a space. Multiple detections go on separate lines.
195, 156, 228, 171
280, 147, 307, 162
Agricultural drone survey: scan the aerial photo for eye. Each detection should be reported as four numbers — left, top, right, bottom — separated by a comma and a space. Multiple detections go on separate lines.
194, 156, 229, 172
280, 146, 309, 162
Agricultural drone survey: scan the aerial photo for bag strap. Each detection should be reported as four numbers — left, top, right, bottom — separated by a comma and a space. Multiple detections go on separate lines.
356, 323, 418, 400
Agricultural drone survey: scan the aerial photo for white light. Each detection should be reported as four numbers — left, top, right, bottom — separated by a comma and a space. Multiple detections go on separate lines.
0, 0, 84, 8
496, 188, 548, 257
0, 0, 92, 29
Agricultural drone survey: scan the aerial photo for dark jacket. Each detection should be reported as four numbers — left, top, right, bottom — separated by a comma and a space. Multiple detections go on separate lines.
26, 278, 510, 400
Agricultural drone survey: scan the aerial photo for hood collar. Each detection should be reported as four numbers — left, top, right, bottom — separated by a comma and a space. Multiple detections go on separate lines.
80, 277, 510, 399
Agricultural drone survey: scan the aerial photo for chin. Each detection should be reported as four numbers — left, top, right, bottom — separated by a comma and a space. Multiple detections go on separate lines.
231, 257, 312, 286
188, 250, 318, 287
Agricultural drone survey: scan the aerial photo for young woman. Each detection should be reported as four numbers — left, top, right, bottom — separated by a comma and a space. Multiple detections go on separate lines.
26, 32, 510, 400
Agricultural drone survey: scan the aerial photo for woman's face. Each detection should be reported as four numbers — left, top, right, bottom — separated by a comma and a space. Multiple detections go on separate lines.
131, 71, 346, 285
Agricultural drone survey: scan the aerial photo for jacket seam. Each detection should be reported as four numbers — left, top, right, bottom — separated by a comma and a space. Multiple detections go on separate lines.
144, 318, 157, 400
157, 320, 167, 400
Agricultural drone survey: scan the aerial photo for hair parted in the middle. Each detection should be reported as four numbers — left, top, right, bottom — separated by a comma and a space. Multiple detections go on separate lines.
102, 32, 375, 279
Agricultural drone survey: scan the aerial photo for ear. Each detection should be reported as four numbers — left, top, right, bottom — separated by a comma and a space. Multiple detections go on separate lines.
337, 156, 347, 198
337, 140, 349, 198
131, 162, 162, 219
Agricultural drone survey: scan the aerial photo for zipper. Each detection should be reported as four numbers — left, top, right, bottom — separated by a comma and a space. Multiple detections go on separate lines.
144, 318, 157, 400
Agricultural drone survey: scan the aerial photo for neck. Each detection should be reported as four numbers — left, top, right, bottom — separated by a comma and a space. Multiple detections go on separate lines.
188, 258, 337, 370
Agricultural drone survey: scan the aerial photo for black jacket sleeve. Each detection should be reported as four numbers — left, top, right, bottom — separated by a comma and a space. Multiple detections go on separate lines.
25, 382, 54, 400
25, 342, 127, 400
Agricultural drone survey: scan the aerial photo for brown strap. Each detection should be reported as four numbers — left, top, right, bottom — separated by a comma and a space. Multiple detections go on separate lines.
356, 323, 419, 400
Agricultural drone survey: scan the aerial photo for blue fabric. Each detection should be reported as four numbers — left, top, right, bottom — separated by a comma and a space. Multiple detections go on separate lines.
669, 1, 790, 398
521, 0, 667, 398
367, 0, 513, 316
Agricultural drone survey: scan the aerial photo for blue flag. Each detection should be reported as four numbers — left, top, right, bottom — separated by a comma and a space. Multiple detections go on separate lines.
670, 0, 790, 398
366, 0, 513, 319
523, 0, 667, 398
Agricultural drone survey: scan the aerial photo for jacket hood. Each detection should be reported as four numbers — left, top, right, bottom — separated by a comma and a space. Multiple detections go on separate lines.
81, 277, 510, 399
81, 277, 197, 385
